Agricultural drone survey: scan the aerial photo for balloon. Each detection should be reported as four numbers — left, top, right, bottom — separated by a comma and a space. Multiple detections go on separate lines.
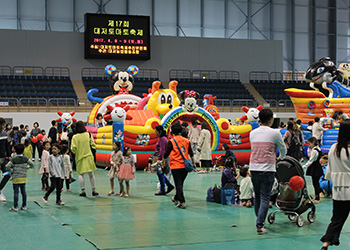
127, 65, 139, 76
37, 134, 43, 140
32, 137, 38, 143
289, 175, 305, 191
105, 64, 117, 76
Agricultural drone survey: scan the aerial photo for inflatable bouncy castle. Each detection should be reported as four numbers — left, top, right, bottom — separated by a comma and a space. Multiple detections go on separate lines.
285, 57, 350, 153
86, 65, 261, 168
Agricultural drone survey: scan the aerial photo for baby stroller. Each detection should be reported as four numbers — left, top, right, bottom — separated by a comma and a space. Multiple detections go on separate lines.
267, 156, 316, 227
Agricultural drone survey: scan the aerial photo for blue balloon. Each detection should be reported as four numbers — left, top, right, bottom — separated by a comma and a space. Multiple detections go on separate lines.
105, 64, 117, 76
127, 65, 139, 76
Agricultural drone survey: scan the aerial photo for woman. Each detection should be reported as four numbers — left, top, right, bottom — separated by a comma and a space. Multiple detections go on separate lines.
283, 121, 303, 161
154, 125, 174, 196
197, 122, 212, 172
30, 122, 42, 160
163, 122, 194, 209
321, 119, 350, 250
302, 136, 323, 203
71, 121, 99, 197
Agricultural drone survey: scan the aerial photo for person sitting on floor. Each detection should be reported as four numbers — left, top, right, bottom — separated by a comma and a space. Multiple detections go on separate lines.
239, 167, 254, 207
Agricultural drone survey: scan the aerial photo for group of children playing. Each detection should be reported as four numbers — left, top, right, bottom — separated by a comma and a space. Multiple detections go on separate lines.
7, 139, 137, 211
6, 141, 74, 210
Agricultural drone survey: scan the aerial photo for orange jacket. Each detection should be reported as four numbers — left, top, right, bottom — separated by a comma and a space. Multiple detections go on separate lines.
170, 135, 190, 170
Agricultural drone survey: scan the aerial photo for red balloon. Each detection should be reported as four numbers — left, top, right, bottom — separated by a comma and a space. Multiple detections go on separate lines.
37, 134, 43, 140
32, 137, 38, 143
289, 176, 305, 191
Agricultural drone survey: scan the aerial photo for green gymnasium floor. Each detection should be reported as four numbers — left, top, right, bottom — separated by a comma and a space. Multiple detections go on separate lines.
0, 162, 349, 250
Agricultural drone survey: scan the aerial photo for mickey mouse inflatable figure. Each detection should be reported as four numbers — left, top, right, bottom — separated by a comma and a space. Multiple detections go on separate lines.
105, 64, 139, 95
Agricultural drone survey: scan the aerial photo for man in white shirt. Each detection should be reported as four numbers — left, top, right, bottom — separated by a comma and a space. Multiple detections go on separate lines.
249, 109, 287, 235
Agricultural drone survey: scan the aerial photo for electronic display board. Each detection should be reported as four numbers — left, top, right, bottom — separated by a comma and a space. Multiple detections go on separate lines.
84, 13, 150, 60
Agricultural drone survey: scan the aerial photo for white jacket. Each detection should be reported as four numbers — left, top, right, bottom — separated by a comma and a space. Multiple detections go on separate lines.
326, 143, 350, 200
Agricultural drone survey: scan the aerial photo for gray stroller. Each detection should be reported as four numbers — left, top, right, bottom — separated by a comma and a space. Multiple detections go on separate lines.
267, 156, 316, 227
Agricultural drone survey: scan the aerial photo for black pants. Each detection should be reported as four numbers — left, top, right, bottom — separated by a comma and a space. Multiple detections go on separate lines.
321, 200, 350, 246
65, 179, 70, 190
41, 172, 49, 189
44, 177, 63, 203
172, 168, 188, 203
31, 141, 42, 159
311, 175, 322, 200
0, 158, 10, 191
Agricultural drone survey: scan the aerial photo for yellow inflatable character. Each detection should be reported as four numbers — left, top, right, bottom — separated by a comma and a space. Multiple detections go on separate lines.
147, 80, 181, 117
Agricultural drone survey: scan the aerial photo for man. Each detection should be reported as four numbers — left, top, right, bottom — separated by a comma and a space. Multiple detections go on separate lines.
48, 120, 58, 144
0, 117, 11, 201
249, 109, 287, 235
312, 117, 327, 146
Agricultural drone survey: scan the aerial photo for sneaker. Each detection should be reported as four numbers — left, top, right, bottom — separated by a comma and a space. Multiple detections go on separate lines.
155, 191, 166, 196
166, 185, 174, 194
20, 206, 27, 211
38, 158, 41, 161
41, 187, 46, 191
42, 196, 48, 204
92, 191, 99, 196
257, 227, 267, 235
171, 196, 179, 206
9, 207, 19, 212
320, 192, 325, 198
176, 202, 186, 209
0, 191, 6, 202
79, 192, 87, 197
56, 201, 65, 206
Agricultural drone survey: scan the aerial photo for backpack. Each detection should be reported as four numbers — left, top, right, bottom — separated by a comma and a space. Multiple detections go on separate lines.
288, 131, 302, 159
213, 185, 222, 204
206, 187, 215, 202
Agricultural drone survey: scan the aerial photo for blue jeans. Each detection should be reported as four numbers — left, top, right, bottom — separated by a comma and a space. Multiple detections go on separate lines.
13, 183, 27, 208
157, 168, 172, 192
251, 171, 275, 229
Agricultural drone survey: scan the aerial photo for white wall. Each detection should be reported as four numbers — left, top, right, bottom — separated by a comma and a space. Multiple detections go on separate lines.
0, 29, 283, 82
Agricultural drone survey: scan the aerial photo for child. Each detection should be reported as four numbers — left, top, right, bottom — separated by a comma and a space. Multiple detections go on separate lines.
319, 154, 332, 197
145, 154, 153, 172
60, 127, 68, 143
62, 144, 73, 193
302, 136, 323, 203
6, 144, 34, 211
95, 113, 106, 128
23, 139, 33, 160
39, 141, 50, 191
41, 130, 48, 143
108, 141, 123, 195
118, 146, 135, 197
221, 156, 237, 188
43, 143, 65, 205
239, 167, 254, 207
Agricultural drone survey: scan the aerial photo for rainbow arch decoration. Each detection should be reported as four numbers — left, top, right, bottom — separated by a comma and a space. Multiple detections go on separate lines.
161, 106, 220, 151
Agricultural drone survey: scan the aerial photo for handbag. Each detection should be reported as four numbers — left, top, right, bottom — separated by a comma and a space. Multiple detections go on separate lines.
89, 133, 97, 163
68, 175, 76, 184
173, 138, 194, 172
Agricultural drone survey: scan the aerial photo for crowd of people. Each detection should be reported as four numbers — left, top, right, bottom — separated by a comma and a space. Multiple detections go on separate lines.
1, 109, 349, 249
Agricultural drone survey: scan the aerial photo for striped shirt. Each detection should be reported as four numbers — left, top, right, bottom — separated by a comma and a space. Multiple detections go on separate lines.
249, 126, 287, 172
